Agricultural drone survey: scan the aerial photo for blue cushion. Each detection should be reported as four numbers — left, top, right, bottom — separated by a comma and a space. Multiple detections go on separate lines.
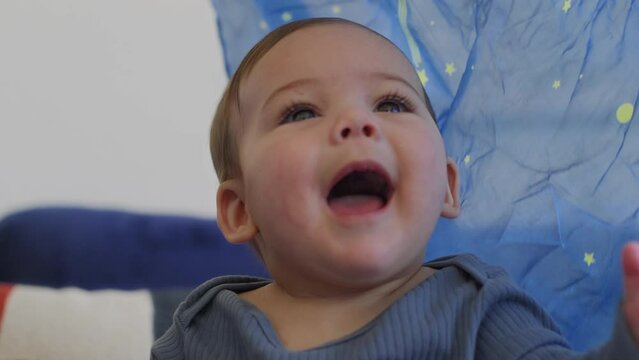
210, 0, 639, 351
0, 207, 267, 290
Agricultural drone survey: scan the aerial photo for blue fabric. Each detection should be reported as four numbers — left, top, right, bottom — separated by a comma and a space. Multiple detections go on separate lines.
210, 0, 639, 351
0, 207, 267, 290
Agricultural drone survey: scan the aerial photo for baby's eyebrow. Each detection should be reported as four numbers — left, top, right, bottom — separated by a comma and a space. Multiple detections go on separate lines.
369, 71, 423, 100
262, 78, 319, 110
259, 72, 423, 112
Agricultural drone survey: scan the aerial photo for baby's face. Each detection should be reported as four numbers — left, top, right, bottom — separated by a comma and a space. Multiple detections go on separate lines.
234, 23, 457, 289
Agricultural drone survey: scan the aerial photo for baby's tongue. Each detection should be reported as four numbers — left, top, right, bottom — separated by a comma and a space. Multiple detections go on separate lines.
328, 195, 384, 216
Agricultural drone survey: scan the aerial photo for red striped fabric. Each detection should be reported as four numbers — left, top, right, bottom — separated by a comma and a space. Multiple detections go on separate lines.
0, 283, 15, 328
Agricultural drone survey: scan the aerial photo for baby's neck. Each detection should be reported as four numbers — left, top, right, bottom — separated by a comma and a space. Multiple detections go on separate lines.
239, 265, 436, 351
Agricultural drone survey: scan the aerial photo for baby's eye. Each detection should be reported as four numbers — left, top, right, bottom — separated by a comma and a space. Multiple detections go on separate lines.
281, 107, 317, 123
375, 96, 413, 113
376, 101, 403, 113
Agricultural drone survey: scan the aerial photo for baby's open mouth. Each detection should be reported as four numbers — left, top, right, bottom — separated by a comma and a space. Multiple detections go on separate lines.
327, 165, 394, 215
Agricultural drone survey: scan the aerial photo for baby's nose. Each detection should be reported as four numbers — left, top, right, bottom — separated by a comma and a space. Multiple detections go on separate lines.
340, 123, 376, 139
332, 110, 380, 143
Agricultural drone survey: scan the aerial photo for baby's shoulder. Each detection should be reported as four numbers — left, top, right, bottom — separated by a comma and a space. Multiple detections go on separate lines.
175, 275, 270, 327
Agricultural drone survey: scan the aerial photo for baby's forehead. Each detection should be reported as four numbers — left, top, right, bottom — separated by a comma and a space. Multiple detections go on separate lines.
241, 22, 420, 97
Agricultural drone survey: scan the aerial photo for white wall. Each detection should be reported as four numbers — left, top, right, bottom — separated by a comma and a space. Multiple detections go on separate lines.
0, 0, 226, 219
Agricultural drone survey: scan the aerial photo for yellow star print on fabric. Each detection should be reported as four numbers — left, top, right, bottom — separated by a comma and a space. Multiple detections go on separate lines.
398, 0, 423, 68
259, 20, 268, 31
331, 5, 341, 14
281, 12, 292, 22
445, 63, 456, 76
464, 155, 471, 165
616, 103, 634, 124
552, 80, 561, 89
563, 0, 572, 13
417, 69, 428, 86
584, 252, 596, 267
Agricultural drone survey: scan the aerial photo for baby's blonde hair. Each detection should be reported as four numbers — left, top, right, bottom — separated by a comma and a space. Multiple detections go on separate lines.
210, 18, 435, 182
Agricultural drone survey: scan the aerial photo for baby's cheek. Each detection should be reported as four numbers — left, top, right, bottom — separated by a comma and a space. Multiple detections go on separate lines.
248, 141, 316, 211
408, 152, 449, 212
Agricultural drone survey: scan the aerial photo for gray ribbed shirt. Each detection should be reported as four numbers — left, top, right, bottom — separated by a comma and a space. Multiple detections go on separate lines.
151, 254, 639, 359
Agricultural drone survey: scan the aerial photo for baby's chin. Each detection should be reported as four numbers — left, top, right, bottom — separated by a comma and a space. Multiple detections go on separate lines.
318, 250, 426, 287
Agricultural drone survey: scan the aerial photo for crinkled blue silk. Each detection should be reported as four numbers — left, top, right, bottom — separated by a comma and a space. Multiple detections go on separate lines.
210, 0, 639, 351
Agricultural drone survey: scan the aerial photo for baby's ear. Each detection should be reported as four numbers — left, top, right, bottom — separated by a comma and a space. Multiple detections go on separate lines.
216, 179, 258, 244
441, 158, 461, 218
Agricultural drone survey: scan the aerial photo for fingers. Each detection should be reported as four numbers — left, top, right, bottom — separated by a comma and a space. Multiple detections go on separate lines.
623, 242, 639, 274
622, 241, 639, 342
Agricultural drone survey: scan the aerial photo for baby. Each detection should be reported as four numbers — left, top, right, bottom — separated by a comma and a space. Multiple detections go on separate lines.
152, 18, 639, 359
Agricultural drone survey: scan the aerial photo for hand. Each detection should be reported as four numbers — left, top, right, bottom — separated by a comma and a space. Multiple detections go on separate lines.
622, 242, 639, 343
